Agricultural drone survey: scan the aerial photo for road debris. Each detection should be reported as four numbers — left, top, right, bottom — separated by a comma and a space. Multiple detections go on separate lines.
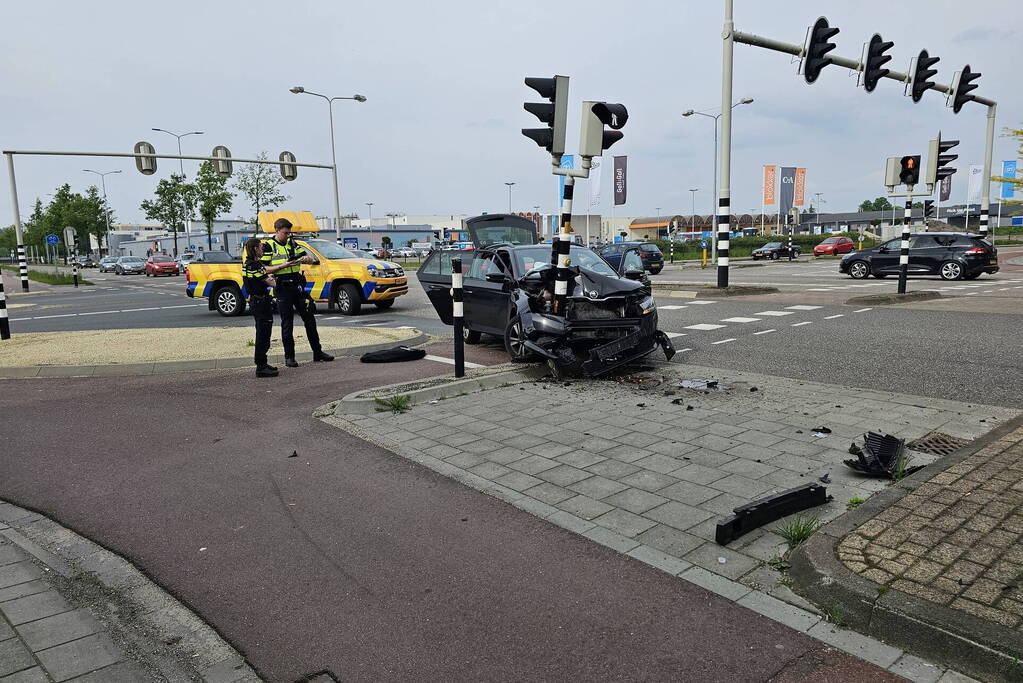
843, 432, 914, 479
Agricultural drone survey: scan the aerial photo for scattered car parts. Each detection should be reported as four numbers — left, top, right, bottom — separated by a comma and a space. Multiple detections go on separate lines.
715, 482, 830, 545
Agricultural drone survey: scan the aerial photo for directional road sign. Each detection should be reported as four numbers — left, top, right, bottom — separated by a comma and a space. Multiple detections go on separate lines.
45, 234, 59, 246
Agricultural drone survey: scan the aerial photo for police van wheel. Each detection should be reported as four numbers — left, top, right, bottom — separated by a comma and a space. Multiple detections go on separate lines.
215, 284, 246, 317
333, 283, 362, 316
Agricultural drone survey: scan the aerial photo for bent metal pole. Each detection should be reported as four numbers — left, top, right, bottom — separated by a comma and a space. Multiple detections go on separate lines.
5, 153, 29, 292
716, 0, 735, 288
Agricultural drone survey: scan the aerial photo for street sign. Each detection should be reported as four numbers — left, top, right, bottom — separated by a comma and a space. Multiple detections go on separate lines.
1012, 216, 1023, 227
700, 239, 708, 249
343, 237, 360, 250
63, 227, 76, 248
45, 234, 59, 246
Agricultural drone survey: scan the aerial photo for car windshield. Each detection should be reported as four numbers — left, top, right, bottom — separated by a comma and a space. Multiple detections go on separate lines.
763, 242, 781, 249
302, 239, 358, 260
514, 246, 616, 277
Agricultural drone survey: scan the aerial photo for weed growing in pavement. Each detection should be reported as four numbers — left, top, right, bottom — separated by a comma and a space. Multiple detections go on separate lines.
846, 497, 866, 510
876, 585, 890, 596
768, 555, 791, 572
891, 453, 912, 482
823, 603, 846, 626
374, 395, 411, 414
246, 340, 255, 347
776, 515, 823, 550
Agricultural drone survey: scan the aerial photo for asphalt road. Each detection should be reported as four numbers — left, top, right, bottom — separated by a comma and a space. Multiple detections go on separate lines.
0, 354, 898, 682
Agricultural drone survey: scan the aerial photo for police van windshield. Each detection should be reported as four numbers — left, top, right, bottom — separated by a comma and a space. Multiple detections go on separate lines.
303, 239, 358, 260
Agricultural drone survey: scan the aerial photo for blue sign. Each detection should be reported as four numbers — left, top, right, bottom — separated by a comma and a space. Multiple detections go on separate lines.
343, 237, 359, 249
701, 231, 712, 239
1002, 161, 1017, 200
1012, 216, 1023, 227
558, 155, 574, 207
700, 239, 708, 249
45, 234, 59, 246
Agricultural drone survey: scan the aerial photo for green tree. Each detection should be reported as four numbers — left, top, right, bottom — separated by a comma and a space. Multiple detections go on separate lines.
193, 161, 234, 250
29, 185, 109, 258
991, 125, 1022, 207
140, 174, 194, 256
858, 197, 894, 212
381, 236, 393, 248
232, 151, 289, 224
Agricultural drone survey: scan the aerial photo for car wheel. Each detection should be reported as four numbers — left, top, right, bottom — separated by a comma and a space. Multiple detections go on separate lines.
963, 272, 981, 280
332, 283, 362, 316
649, 267, 663, 275
939, 261, 963, 281
463, 327, 482, 344
848, 260, 870, 279
374, 299, 395, 310
504, 316, 535, 362
145, 271, 150, 277
771, 252, 779, 260
214, 284, 246, 316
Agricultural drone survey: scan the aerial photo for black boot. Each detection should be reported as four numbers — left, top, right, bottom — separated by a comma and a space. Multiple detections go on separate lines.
285, 358, 299, 368
256, 365, 279, 378
313, 351, 334, 362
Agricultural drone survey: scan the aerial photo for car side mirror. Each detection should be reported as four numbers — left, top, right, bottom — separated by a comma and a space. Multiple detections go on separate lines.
624, 268, 644, 281
485, 272, 511, 284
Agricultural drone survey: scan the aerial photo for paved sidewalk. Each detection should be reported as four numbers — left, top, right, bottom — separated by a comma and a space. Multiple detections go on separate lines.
1, 500, 259, 682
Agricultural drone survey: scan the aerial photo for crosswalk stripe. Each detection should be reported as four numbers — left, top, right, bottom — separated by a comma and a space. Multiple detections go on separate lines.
823, 314, 844, 319
753, 329, 776, 335
720, 317, 760, 323
659, 305, 687, 310
424, 354, 485, 369
684, 323, 726, 331
786, 305, 822, 311
754, 311, 794, 317
711, 338, 736, 345
853, 308, 873, 313
791, 321, 813, 327
664, 332, 687, 338
688, 300, 716, 305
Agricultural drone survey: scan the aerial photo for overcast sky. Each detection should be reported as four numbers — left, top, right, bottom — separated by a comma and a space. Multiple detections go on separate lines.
1, 0, 1018, 227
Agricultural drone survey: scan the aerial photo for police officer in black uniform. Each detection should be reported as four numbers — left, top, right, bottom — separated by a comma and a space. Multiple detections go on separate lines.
242, 237, 286, 377
261, 218, 334, 367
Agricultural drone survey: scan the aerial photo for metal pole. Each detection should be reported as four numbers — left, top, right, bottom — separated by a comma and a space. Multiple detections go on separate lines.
0, 261, 9, 339
451, 256, 465, 378
326, 99, 344, 243
5, 153, 28, 292
979, 104, 996, 240
898, 199, 911, 294
712, 115, 719, 265
553, 176, 574, 314
716, 0, 734, 288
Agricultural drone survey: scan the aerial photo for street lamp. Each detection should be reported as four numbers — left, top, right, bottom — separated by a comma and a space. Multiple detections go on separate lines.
83, 169, 121, 256
150, 128, 203, 176
289, 86, 367, 243
689, 189, 699, 231
366, 202, 374, 226
814, 192, 825, 225
505, 182, 516, 213
681, 97, 754, 263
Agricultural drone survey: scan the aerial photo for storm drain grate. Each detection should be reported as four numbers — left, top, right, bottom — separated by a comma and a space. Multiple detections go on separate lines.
906, 431, 971, 457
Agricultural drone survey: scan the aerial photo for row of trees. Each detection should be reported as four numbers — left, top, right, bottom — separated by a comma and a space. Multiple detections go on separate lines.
0, 184, 110, 256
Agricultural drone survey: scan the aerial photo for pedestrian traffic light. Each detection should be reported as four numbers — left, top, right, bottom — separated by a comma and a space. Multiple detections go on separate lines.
578, 101, 628, 158
900, 155, 921, 186
522, 75, 569, 157
862, 33, 894, 93
910, 50, 939, 102
950, 65, 981, 114
925, 132, 959, 186
924, 200, 935, 219
803, 17, 839, 84
279, 151, 298, 181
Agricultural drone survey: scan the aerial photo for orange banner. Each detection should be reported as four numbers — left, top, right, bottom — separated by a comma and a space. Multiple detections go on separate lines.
794, 168, 806, 206
763, 165, 777, 206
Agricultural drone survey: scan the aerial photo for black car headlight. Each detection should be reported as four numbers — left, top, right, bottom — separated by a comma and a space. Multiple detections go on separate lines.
639, 296, 656, 314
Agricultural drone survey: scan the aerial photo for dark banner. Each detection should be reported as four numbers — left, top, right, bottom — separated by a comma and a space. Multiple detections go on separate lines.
940, 174, 952, 202
779, 166, 796, 217
614, 156, 627, 206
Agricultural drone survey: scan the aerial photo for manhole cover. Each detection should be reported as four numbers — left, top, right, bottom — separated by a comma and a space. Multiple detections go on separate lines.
906, 431, 970, 457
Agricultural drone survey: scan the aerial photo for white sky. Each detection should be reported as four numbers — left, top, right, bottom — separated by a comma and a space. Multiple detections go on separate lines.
1, 0, 1018, 225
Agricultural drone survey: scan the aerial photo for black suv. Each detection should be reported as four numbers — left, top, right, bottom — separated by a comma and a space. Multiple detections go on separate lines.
598, 242, 664, 274
840, 232, 999, 280
417, 214, 675, 377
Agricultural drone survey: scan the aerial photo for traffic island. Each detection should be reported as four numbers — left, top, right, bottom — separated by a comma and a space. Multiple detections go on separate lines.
652, 283, 780, 297
789, 415, 1023, 682
845, 291, 942, 306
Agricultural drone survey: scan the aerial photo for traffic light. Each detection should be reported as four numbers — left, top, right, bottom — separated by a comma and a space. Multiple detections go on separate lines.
924, 200, 935, 219
279, 151, 297, 181
803, 17, 839, 84
212, 145, 233, 177
925, 132, 959, 186
950, 65, 981, 114
522, 75, 569, 157
900, 155, 921, 186
862, 33, 894, 93
910, 49, 939, 102
579, 101, 628, 158
134, 141, 157, 175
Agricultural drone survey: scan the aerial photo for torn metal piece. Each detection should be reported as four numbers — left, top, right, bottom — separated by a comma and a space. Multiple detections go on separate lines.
843, 431, 907, 478
715, 483, 829, 545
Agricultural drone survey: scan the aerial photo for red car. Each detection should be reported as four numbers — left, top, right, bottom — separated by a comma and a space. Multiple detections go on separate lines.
813, 236, 856, 256
145, 254, 180, 277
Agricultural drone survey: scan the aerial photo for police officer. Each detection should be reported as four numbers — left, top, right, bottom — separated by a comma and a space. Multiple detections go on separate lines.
261, 218, 334, 367
242, 237, 291, 378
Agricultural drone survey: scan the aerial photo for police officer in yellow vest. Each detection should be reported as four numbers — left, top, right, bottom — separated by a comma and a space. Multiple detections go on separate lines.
261, 218, 334, 367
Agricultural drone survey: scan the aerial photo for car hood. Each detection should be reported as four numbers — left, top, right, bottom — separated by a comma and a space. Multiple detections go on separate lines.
571, 268, 645, 298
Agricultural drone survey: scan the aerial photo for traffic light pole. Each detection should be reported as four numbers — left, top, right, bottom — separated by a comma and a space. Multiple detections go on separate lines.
717, 0, 735, 288
5, 154, 28, 292
553, 175, 576, 315
898, 199, 912, 294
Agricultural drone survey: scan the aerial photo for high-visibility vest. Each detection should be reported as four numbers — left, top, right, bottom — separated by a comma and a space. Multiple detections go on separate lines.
261, 238, 303, 276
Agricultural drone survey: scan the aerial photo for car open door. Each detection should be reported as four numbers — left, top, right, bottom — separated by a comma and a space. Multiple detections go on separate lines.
464, 214, 538, 249
416, 250, 473, 325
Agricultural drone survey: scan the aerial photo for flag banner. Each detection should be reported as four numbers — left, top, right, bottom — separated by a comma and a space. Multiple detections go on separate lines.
779, 167, 796, 217
940, 175, 952, 202
1002, 160, 1018, 199
614, 156, 627, 206
967, 165, 983, 203
558, 155, 575, 207
763, 165, 777, 206
794, 168, 806, 206
589, 158, 602, 207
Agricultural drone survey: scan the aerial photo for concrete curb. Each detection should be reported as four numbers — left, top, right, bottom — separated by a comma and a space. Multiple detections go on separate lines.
652, 283, 780, 297
789, 412, 1023, 681
0, 332, 431, 379
325, 363, 551, 416
0, 499, 261, 682
844, 291, 943, 306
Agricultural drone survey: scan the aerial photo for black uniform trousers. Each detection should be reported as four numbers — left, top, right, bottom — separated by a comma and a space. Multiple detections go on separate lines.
250, 294, 274, 367
276, 279, 321, 358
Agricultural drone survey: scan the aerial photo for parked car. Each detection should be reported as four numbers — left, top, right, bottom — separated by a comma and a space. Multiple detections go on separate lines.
840, 232, 999, 281
98, 257, 119, 273
145, 254, 180, 277
374, 248, 392, 259
417, 214, 675, 377
597, 242, 664, 274
176, 252, 196, 270
751, 242, 801, 260
813, 236, 856, 256
113, 256, 146, 275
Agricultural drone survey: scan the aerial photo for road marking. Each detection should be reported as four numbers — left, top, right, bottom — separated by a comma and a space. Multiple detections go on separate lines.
965, 292, 979, 296
823, 314, 844, 320
786, 305, 822, 311
688, 300, 716, 305
395, 326, 417, 330
711, 338, 736, 345
791, 321, 813, 327
32, 314, 77, 319
997, 288, 1011, 291
664, 332, 687, 338
806, 288, 839, 291
424, 354, 485, 369
121, 307, 160, 312
684, 323, 726, 331
982, 290, 994, 293
659, 305, 688, 310
753, 311, 794, 317
753, 329, 776, 335
160, 304, 196, 309
79, 310, 120, 316
360, 322, 389, 327
853, 308, 873, 313
720, 317, 760, 323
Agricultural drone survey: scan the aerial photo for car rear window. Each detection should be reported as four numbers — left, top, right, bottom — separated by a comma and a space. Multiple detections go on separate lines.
639, 244, 660, 252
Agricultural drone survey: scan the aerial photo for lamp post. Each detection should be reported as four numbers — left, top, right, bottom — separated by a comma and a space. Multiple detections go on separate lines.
814, 192, 825, 227
289, 86, 367, 243
681, 97, 753, 264
83, 169, 121, 256
689, 189, 699, 233
505, 182, 515, 213
366, 202, 374, 227
151, 129, 202, 243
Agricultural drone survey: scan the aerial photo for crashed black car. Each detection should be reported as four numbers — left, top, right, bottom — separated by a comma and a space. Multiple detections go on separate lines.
417, 214, 675, 377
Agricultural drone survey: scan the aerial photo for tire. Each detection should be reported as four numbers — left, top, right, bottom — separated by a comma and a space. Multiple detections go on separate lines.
771, 252, 779, 260
847, 260, 870, 279
463, 327, 482, 344
374, 299, 395, 310
332, 283, 362, 316
649, 267, 663, 275
963, 272, 981, 280
939, 261, 963, 281
214, 284, 246, 317
145, 271, 151, 277
504, 316, 535, 362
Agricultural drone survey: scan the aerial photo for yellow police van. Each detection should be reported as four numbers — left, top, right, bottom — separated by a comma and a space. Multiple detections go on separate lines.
185, 211, 409, 316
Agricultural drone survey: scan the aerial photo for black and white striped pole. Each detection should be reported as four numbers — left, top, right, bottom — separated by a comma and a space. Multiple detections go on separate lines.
897, 200, 911, 294
787, 219, 794, 261
451, 256, 465, 378
5, 153, 29, 292
0, 264, 10, 339
552, 176, 575, 314
716, 0, 735, 288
